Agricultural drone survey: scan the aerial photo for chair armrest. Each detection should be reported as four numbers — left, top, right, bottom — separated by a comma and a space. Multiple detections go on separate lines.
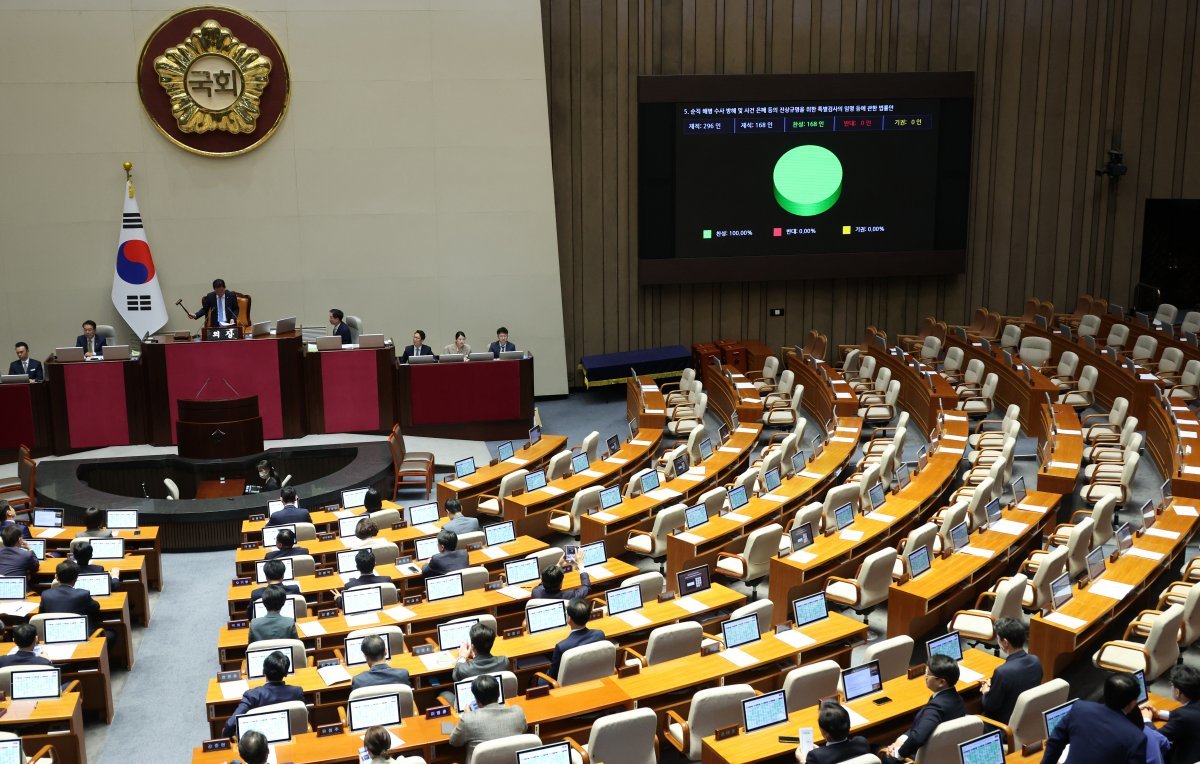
870, 426, 900, 440
664, 709, 690, 752
1160, 582, 1194, 608
532, 671, 559, 689
337, 707, 347, 724
1095, 642, 1149, 671
825, 576, 861, 603
26, 745, 55, 763
1124, 620, 1155, 640
973, 590, 999, 609
1169, 383, 1199, 397
765, 399, 792, 410
564, 737, 590, 764
1067, 509, 1094, 524
477, 492, 501, 504
548, 508, 573, 523
626, 529, 655, 554
715, 551, 748, 575
1081, 412, 1112, 425
973, 419, 1003, 433
623, 646, 646, 665
977, 716, 1016, 752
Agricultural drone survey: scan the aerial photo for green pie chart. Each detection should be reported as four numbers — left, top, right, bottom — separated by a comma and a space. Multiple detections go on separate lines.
772, 145, 843, 216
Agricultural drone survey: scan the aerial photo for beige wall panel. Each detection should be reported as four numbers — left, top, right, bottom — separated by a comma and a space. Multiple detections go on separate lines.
291, 81, 435, 150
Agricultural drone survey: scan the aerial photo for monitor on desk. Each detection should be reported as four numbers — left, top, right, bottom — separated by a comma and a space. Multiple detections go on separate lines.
684, 504, 709, 530
485, 521, 516, 547
605, 583, 643, 616
0, 577, 26, 601
984, 498, 1002, 527
337, 515, 363, 539
699, 438, 714, 461
54, 347, 84, 363
950, 521, 970, 552
348, 692, 402, 732
343, 584, 385, 614
426, 573, 463, 603
275, 317, 297, 334
529, 426, 542, 447
727, 484, 748, 511
527, 600, 568, 634
834, 502, 855, 531
468, 352, 494, 362
606, 435, 621, 455
841, 660, 883, 702
251, 598, 298, 622
721, 613, 760, 650
741, 689, 788, 734
10, 668, 60, 700
43, 615, 89, 644
344, 634, 391, 666
1057, 323, 1072, 340
762, 467, 782, 493
789, 523, 814, 552
267, 500, 284, 516
106, 509, 138, 530
437, 618, 479, 652
524, 470, 548, 493
247, 647, 294, 679
454, 674, 506, 713
927, 632, 963, 662
1012, 476, 1026, 503
812, 435, 825, 460
76, 573, 111, 597
674, 455, 691, 477
33, 508, 63, 528
1049, 573, 1072, 610
0, 739, 20, 764
868, 482, 886, 511
599, 486, 622, 510
499, 350, 525, 360
791, 592, 828, 627
503, 557, 540, 586
1135, 669, 1148, 704
497, 441, 515, 462
578, 541, 607, 570
1115, 522, 1134, 554
1042, 699, 1076, 739
255, 558, 294, 584
677, 564, 711, 597
640, 470, 661, 494
896, 463, 911, 490
718, 421, 730, 445
454, 457, 476, 480
1141, 499, 1157, 531
516, 742, 571, 764
237, 708, 292, 744
407, 502, 440, 527
1085, 546, 1107, 583
89, 537, 124, 560
336, 549, 361, 574
571, 452, 590, 475
908, 545, 932, 579
957, 730, 1006, 764
629, 418, 639, 439
26, 538, 44, 560
916, 446, 929, 472
792, 452, 807, 475
1160, 478, 1173, 510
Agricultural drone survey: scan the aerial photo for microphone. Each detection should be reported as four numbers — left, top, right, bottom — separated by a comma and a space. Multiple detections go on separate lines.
141, 482, 149, 498
194, 377, 213, 400
219, 378, 242, 397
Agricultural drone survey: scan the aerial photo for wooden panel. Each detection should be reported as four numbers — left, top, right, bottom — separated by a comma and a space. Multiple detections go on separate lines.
540, 0, 1200, 385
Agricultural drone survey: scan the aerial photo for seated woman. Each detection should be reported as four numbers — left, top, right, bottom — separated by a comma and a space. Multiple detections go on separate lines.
255, 459, 280, 491
443, 331, 471, 356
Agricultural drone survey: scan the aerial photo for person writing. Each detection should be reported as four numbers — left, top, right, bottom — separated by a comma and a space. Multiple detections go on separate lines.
444, 331, 471, 356
1141, 664, 1200, 764
401, 330, 434, 363
76, 320, 107, 357
329, 309, 352, 343
185, 278, 239, 327
489, 327, 516, 357
9, 342, 43, 381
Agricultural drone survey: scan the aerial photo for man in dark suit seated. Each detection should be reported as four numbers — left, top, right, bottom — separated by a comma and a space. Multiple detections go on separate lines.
350, 634, 411, 690
1143, 664, 1200, 764
264, 528, 309, 561
186, 278, 239, 327
0, 525, 37, 579
547, 598, 604, 681
422, 530, 468, 577
222, 651, 303, 737
530, 565, 590, 601
329, 308, 352, 344
248, 585, 298, 642
801, 702, 871, 764
75, 320, 107, 358
1043, 671, 1147, 763
880, 653, 966, 763
442, 499, 480, 535
9, 342, 43, 381
0, 502, 31, 541
41, 561, 101, 628
335, 549, 391, 610
981, 618, 1043, 724
245, 560, 301, 620
236, 731, 268, 764
266, 487, 311, 527
400, 329, 435, 363
488, 326, 516, 357
72, 541, 120, 591
0, 623, 53, 669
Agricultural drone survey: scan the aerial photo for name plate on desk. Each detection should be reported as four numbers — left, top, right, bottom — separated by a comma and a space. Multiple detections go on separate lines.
317, 723, 344, 737
412, 645, 434, 656
317, 608, 338, 619
217, 671, 242, 683
526, 684, 550, 699
203, 326, 243, 341
240, 542, 260, 551
403, 595, 423, 606
425, 706, 451, 720
714, 725, 740, 741
231, 577, 250, 586
314, 568, 333, 578
202, 739, 231, 753
227, 619, 248, 630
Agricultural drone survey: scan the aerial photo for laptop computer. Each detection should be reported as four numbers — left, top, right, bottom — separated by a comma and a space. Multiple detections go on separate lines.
101, 345, 131, 360
409, 353, 437, 364
791, 592, 828, 627
438, 352, 465, 363
33, 508, 63, 528
499, 350, 525, 360
315, 336, 342, 351
250, 321, 271, 337
358, 333, 385, 348
468, 352, 494, 362
11, 668, 61, 700
275, 317, 298, 334
55, 347, 84, 362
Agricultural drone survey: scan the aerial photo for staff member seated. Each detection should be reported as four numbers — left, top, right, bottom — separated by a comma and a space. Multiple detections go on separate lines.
401, 330, 434, 363
266, 487, 311, 527
444, 331, 471, 356
350, 635, 411, 690
448, 674, 527, 758
222, 651, 303, 737
0, 623, 53, 669
248, 585, 298, 642
329, 308, 352, 343
880, 654, 965, 763
0, 525, 37, 578
42, 561, 102, 628
443, 499, 479, 534
76, 507, 112, 539
264, 528, 309, 561
421, 529, 467, 577
1044, 672, 1147, 762
245, 560, 301, 620
547, 598, 604, 681
9, 342, 43, 381
185, 278, 239, 327
255, 460, 280, 492
488, 326, 516, 357
530, 565, 590, 601
76, 320, 107, 357
801, 702, 871, 764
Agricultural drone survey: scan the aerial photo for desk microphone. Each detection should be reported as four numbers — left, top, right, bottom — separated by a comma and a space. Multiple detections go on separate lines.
140, 482, 149, 498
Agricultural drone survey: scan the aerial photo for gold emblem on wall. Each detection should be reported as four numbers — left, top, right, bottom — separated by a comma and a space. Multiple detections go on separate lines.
154, 20, 270, 134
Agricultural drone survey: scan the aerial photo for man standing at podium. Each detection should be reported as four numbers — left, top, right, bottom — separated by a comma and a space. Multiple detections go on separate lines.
9, 342, 42, 381
185, 278, 238, 327
76, 320, 107, 357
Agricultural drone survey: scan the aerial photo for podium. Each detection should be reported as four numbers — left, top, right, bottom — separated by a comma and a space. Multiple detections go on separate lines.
176, 396, 264, 459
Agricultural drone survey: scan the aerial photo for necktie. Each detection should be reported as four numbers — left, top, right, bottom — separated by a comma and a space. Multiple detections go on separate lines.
22, 361, 27, 373
88, 339, 94, 354
217, 296, 225, 325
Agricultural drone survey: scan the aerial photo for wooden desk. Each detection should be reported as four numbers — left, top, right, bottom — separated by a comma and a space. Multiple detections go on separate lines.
0, 635, 113, 724
784, 352, 861, 421
234, 518, 450, 577
46, 357, 146, 454
0, 692, 85, 764
1037, 404, 1083, 496
239, 499, 407, 543
1028, 501, 1199, 680
435, 435, 568, 516
0, 380, 52, 455
866, 346, 958, 436
304, 345, 396, 435
944, 335, 1058, 438
36, 525, 163, 592
30, 592, 133, 671
36, 555, 150, 628
629, 375, 667, 430
703, 366, 765, 425
196, 478, 246, 499
396, 356, 534, 441
700, 649, 1004, 764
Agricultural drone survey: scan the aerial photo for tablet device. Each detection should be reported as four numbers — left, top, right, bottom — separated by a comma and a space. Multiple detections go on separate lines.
77, 573, 112, 595
762, 467, 782, 493
237, 708, 291, 744
604, 583, 642, 616
503, 557, 540, 586
516, 742, 570, 764
524, 470, 548, 493
957, 730, 1005, 764
527, 600, 568, 634
684, 505, 709, 530
640, 470, 661, 494
348, 693, 402, 731
676, 564, 711, 596
908, 545, 932, 579
599, 486, 622, 510
485, 521, 516, 547
721, 613, 760, 649
834, 502, 855, 531
742, 689, 788, 733
926, 632, 963, 662
342, 584, 385, 614
497, 441, 515, 461
425, 573, 463, 603
436, 618, 479, 652
246, 648, 294, 679
255, 558, 294, 583
454, 673, 506, 712
106, 509, 138, 530
840, 661, 883, 702
454, 458, 476, 480
406, 502, 440, 527
791, 592, 828, 627
344, 634, 391, 666
43, 615, 88, 644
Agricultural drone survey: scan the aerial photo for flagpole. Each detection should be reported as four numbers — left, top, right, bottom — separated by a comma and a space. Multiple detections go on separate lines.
123, 161, 134, 198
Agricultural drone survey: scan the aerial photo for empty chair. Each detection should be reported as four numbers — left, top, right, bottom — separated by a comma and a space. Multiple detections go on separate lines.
698, 486, 727, 518
957, 373, 997, 415
546, 449, 573, 481
622, 621, 702, 667
821, 484, 861, 533
715, 523, 783, 599
948, 573, 1028, 645
626, 504, 686, 571
1105, 322, 1129, 349
283, 554, 316, 578
1077, 313, 1101, 337
825, 548, 897, 624
666, 393, 707, 437
469, 734, 543, 764
1128, 334, 1158, 366
1083, 413, 1137, 459
1018, 337, 1051, 367
782, 660, 841, 712
1154, 303, 1178, 325
954, 359, 985, 397
576, 430, 600, 463
968, 407, 1020, 450
913, 716, 985, 764
918, 335, 942, 363
459, 566, 490, 591
1000, 324, 1021, 350
856, 366, 892, 404
763, 388, 805, 428
1011, 544, 1067, 609
663, 684, 756, 761
940, 346, 965, 383
1004, 679, 1070, 751
861, 635, 914, 682
1080, 451, 1138, 506
1027, 518, 1093, 581
664, 378, 701, 419
763, 370, 796, 408
348, 682, 415, 718
548, 486, 602, 536
1058, 365, 1097, 408
1168, 359, 1200, 401
1054, 494, 1116, 550
848, 356, 878, 392
564, 707, 658, 764
1046, 351, 1080, 390
476, 470, 527, 517
624, 467, 657, 499
525, 547, 563, 575
782, 503, 823, 553
857, 379, 900, 425
894, 523, 938, 580
1156, 347, 1184, 377
729, 599, 773, 636
1182, 311, 1200, 335
1093, 604, 1184, 680
749, 356, 780, 393
624, 571, 665, 602
1156, 579, 1200, 647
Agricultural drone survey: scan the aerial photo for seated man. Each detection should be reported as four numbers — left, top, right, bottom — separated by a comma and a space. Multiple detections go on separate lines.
350, 634, 411, 690
0, 524, 37, 579
0, 501, 31, 540
422, 529, 467, 577
981, 618, 1042, 724
530, 565, 590, 601
266, 487, 311, 527
76, 507, 112, 539
222, 651, 303, 737
880, 654, 965, 763
448, 674, 527, 758
488, 326, 516, 357
236, 731, 268, 764
439, 622, 509, 705
245, 559, 301, 620
248, 585, 298, 642
186, 278, 239, 327
0, 623, 53, 669
72, 541, 120, 591
10, 342, 43, 382
547, 598, 604, 681
1043, 672, 1146, 763
401, 330, 435, 363
801, 702, 871, 764
443, 499, 480, 534
76, 320, 107, 357
329, 308, 352, 343
41, 561, 101, 629
264, 528, 309, 561
335, 548, 390, 611
1142, 664, 1200, 764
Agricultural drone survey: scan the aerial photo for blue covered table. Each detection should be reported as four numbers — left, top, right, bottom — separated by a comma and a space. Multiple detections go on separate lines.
578, 345, 691, 388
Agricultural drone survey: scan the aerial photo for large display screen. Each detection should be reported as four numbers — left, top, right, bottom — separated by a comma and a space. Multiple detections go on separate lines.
639, 73, 973, 283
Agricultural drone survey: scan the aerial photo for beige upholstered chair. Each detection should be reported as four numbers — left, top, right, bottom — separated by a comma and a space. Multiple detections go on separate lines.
1154, 303, 1178, 325
825, 548, 897, 622
913, 716, 985, 763
1003, 679, 1070, 751
949, 573, 1028, 645
625, 571, 665, 603
565, 707, 658, 764
1093, 604, 1184, 680
714, 523, 782, 599
477, 470, 527, 517
957, 373, 997, 415
1082, 397, 1128, 444
247, 700, 309, 735
623, 622, 702, 668
1105, 322, 1129, 349
1018, 337, 1051, 367
729, 600, 773, 636
469, 735, 542, 764
782, 660, 840, 712
1077, 314, 1101, 337
550, 640, 616, 687
861, 635, 914, 682
1058, 365, 1097, 408
663, 685, 756, 761
348, 682, 415, 718
548, 486, 602, 536
626, 503, 686, 571
1157, 581, 1200, 647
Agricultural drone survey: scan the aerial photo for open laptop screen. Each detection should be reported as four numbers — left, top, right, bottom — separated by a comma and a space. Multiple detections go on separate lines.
106, 510, 138, 529
927, 632, 963, 662
841, 661, 883, 702
348, 693, 401, 732
425, 573, 463, 603
89, 538, 124, 560
11, 668, 60, 700
742, 689, 788, 733
0, 577, 25, 600
407, 502, 440, 527
341, 488, 369, 508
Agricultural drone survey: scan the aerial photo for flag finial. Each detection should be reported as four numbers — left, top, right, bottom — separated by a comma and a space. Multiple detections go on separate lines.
123, 161, 134, 198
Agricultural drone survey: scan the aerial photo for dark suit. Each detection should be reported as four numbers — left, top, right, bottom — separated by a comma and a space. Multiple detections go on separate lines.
401, 344, 435, 363
80, 562, 120, 590
0, 546, 39, 578
75, 335, 107, 354
266, 505, 311, 527
806, 737, 871, 764
488, 340, 517, 358
422, 549, 468, 577
887, 689, 966, 762
0, 650, 53, 669
1042, 700, 1146, 764
248, 612, 298, 642
1158, 699, 1200, 764
548, 627, 604, 680
245, 583, 301, 620
265, 546, 309, 561
350, 662, 412, 691
531, 572, 591, 601
7, 359, 42, 382
982, 650, 1043, 724
39, 585, 101, 628
261, 476, 280, 492
332, 322, 352, 344
0, 521, 31, 541
196, 290, 239, 327
222, 681, 303, 736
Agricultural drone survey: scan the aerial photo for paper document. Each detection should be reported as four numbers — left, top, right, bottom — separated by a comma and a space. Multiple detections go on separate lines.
498, 586, 530, 600
590, 511, 617, 522
959, 546, 994, 559
845, 707, 870, 728
799, 470, 824, 479
761, 493, 788, 503
719, 446, 740, 454
835, 392, 852, 399
219, 680, 250, 700
1126, 548, 1164, 561
1043, 612, 1086, 630
39, 643, 76, 662
830, 437, 855, 444
957, 665, 984, 684
838, 530, 864, 542
504, 457, 529, 466
480, 546, 507, 560
788, 550, 818, 564
943, 434, 967, 442
338, 573, 356, 586
735, 382, 755, 389
675, 596, 706, 614
720, 648, 757, 668
447, 479, 470, 489
647, 488, 682, 501
298, 620, 327, 638
0, 602, 36, 617
317, 664, 352, 686
1089, 579, 1135, 601
865, 512, 895, 523
1056, 429, 1081, 436
344, 612, 380, 627
606, 457, 629, 465
1144, 527, 1180, 540
988, 519, 1030, 536
630, 440, 652, 446
675, 532, 704, 545
677, 472, 704, 482
1017, 502, 1049, 514
580, 469, 604, 478
383, 605, 416, 622
736, 427, 758, 434
35, 528, 62, 539
583, 564, 612, 579
724, 513, 751, 524
616, 611, 652, 628
419, 652, 457, 671
1173, 505, 1198, 517
774, 629, 816, 649
417, 523, 440, 535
